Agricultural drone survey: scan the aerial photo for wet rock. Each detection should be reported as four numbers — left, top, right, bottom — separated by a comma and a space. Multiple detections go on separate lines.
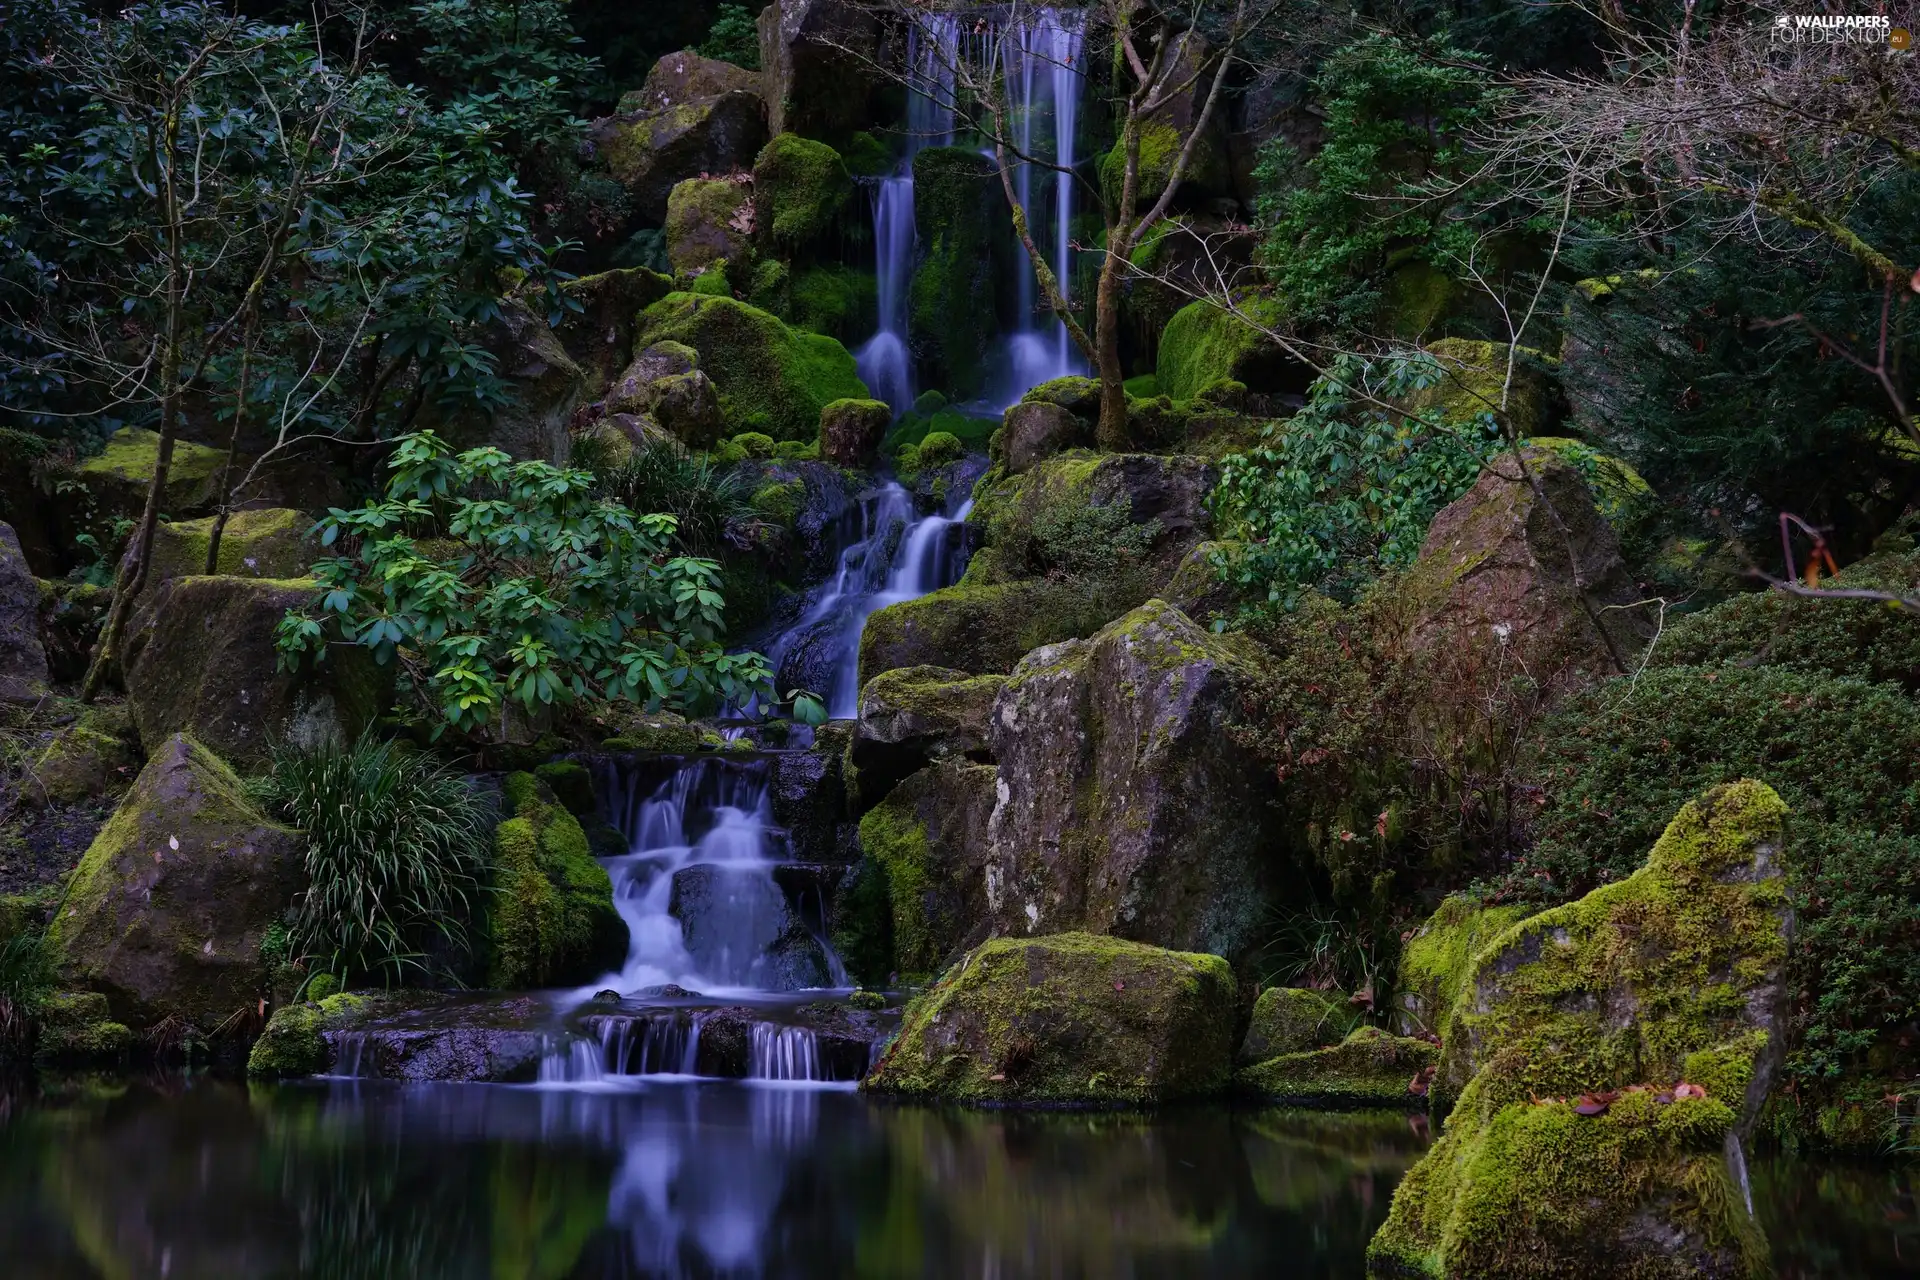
626, 50, 760, 113
852, 759, 997, 981
664, 176, 752, 276
1401, 446, 1650, 685
972, 451, 1219, 588
484, 772, 628, 989
856, 579, 1089, 683
247, 992, 373, 1078
817, 398, 891, 466
22, 703, 140, 809
998, 400, 1088, 474
910, 147, 1003, 394
0, 521, 49, 702
591, 90, 768, 224
553, 267, 674, 390
756, 0, 882, 141
34, 990, 133, 1065
122, 575, 386, 769
1239, 987, 1357, 1066
753, 133, 854, 254
985, 599, 1283, 965
1238, 1026, 1437, 1108
48, 735, 303, 1030
864, 932, 1238, 1105
669, 864, 833, 989
852, 665, 1002, 807
770, 720, 856, 864
1368, 781, 1793, 1279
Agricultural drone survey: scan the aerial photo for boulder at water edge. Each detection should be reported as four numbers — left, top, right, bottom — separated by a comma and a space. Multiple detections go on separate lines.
1238, 986, 1359, 1066
49, 734, 303, 1030
998, 399, 1088, 474
483, 772, 628, 989
1367, 780, 1792, 1279
1239, 1025, 1439, 1109
984, 599, 1282, 965
756, 0, 881, 141
122, 574, 386, 769
863, 932, 1238, 1106
0, 520, 49, 702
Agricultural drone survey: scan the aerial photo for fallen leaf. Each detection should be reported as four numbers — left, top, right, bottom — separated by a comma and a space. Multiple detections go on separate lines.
988, 1073, 1006, 1082
1574, 1095, 1610, 1117
1113, 981, 1125, 991
169, 835, 179, 851
1673, 1082, 1707, 1100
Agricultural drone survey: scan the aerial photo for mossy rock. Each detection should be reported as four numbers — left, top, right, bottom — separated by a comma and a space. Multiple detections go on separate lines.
863, 932, 1239, 1106
1367, 781, 1791, 1279
752, 133, 853, 250
818, 398, 891, 467
634, 292, 867, 441
531, 760, 597, 821
75, 427, 228, 521
1238, 1026, 1438, 1108
123, 575, 388, 770
1156, 297, 1294, 401
48, 734, 303, 1030
245, 991, 371, 1078
34, 990, 133, 1065
852, 664, 1003, 807
783, 264, 877, 344
23, 702, 141, 808
1393, 896, 1535, 1040
423, 297, 586, 463
853, 760, 998, 982
857, 579, 1095, 684
664, 177, 752, 276
1402, 338, 1556, 436
482, 773, 628, 989
1019, 375, 1101, 418
909, 147, 1003, 396
552, 267, 674, 388
589, 90, 767, 221
139, 508, 312, 588
1239, 986, 1361, 1066
1, 521, 48, 702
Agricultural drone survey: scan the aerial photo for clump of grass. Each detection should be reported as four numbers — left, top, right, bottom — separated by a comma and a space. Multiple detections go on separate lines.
263, 730, 491, 988
593, 444, 760, 556
0, 930, 54, 1055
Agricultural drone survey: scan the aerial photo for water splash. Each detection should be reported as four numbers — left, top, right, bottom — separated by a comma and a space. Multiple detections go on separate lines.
749, 1024, 824, 1082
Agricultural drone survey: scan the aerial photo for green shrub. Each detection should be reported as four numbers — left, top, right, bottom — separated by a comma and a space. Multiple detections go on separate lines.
0, 923, 53, 1056
592, 442, 758, 557
264, 730, 492, 986
696, 3, 759, 69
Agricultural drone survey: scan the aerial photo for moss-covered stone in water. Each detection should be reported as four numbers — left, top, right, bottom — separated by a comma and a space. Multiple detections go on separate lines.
863, 932, 1239, 1106
1393, 896, 1534, 1040
75, 427, 228, 520
531, 761, 596, 821
34, 991, 132, 1065
1238, 1026, 1437, 1109
752, 133, 852, 250
245, 991, 371, 1078
1367, 781, 1791, 1279
634, 292, 867, 441
1155, 297, 1288, 401
483, 773, 628, 989
1239, 986, 1360, 1065
909, 147, 1002, 396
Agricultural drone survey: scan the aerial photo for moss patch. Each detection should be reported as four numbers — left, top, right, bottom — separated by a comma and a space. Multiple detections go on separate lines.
34, 990, 132, 1065
1155, 297, 1288, 401
1239, 986, 1361, 1065
482, 773, 627, 989
75, 427, 228, 520
1238, 1026, 1437, 1108
909, 147, 1003, 396
1403, 338, 1555, 436
143, 508, 311, 584
753, 133, 853, 250
1394, 896, 1534, 1039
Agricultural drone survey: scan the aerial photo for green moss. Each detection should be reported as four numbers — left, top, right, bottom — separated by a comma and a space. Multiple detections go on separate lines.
76, 427, 227, 516
1156, 297, 1286, 401
34, 991, 132, 1065
750, 478, 805, 526
1380, 259, 1456, 339
304, 971, 340, 1002
915, 431, 963, 468
857, 799, 934, 980
731, 431, 777, 459
1122, 374, 1159, 398
483, 773, 627, 989
841, 130, 892, 178
858, 579, 1104, 684
25, 705, 139, 807
1098, 120, 1226, 210
245, 991, 371, 1077
140, 507, 311, 585
1020, 375, 1101, 417
665, 179, 751, 275
1240, 986, 1360, 1064
1238, 1026, 1437, 1108
909, 147, 1002, 396
864, 932, 1239, 1106
753, 134, 853, 249
786, 265, 877, 343
532, 761, 596, 820
1403, 338, 1554, 435
689, 263, 734, 296
1395, 896, 1534, 1039
635, 292, 867, 441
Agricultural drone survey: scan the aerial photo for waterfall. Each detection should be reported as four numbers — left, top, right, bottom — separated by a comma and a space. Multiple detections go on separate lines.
761, 482, 975, 718
749, 1024, 824, 1082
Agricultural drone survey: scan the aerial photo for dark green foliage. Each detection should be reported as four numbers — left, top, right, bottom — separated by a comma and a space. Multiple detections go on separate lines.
1522, 662, 1920, 1084
0, 926, 54, 1056
829, 858, 895, 988
696, 3, 760, 71
909, 148, 1002, 396
591, 442, 759, 558
1255, 33, 1495, 331
264, 730, 491, 987
1031, 500, 1158, 580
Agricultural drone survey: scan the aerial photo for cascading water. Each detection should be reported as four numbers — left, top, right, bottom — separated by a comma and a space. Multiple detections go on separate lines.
762, 482, 976, 718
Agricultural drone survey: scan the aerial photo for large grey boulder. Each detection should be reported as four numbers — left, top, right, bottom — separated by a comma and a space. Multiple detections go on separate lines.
998, 399, 1088, 474
756, 0, 882, 140
851, 664, 1003, 807
0, 521, 49, 702
852, 758, 999, 979
626, 50, 761, 114
48, 734, 303, 1029
984, 598, 1282, 965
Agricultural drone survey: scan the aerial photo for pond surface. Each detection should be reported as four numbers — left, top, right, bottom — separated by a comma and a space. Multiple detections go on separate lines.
0, 1074, 1912, 1278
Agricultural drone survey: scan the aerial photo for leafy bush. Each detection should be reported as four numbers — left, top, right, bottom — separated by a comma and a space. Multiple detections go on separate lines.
591, 443, 760, 557
1208, 353, 1501, 610
264, 730, 491, 987
277, 431, 774, 736
696, 4, 760, 70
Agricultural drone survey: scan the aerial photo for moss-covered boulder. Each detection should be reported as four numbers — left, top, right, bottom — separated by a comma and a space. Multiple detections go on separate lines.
852, 665, 1003, 807
552, 267, 674, 390
34, 990, 133, 1064
753, 133, 853, 252
848, 759, 997, 982
998, 400, 1090, 474
818, 397, 891, 466
1403, 338, 1555, 437
664, 177, 753, 277
1156, 296, 1297, 401
1393, 896, 1535, 1040
22, 702, 140, 808
910, 147, 1002, 395
483, 772, 628, 989
1240, 1026, 1439, 1108
628, 49, 760, 113
0, 520, 49, 703
1400, 447, 1649, 690
73, 427, 227, 523
425, 297, 586, 463
864, 932, 1239, 1105
633, 292, 867, 440
136, 508, 312, 587
857, 578, 1090, 683
1367, 781, 1792, 1279
590, 90, 767, 223
48, 735, 303, 1030
1096, 30, 1231, 206
123, 575, 386, 769
756, 0, 881, 141
1239, 986, 1359, 1066
985, 600, 1283, 964
245, 991, 370, 1078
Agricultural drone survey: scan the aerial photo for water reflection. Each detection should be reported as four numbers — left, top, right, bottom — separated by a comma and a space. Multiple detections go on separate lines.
0, 1074, 1910, 1278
